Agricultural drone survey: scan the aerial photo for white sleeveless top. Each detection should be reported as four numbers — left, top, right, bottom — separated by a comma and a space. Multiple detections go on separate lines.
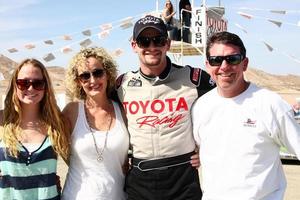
62, 101, 129, 200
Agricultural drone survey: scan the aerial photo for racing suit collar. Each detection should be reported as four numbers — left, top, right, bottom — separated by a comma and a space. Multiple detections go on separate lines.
139, 56, 171, 81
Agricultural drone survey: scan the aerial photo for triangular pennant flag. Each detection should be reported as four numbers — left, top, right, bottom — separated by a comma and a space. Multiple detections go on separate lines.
43, 53, 55, 62
270, 10, 286, 15
268, 19, 282, 27
61, 46, 73, 54
237, 11, 253, 19
100, 23, 113, 31
112, 48, 124, 57
0, 72, 4, 81
120, 16, 133, 23
98, 30, 110, 39
24, 44, 35, 49
44, 40, 54, 45
235, 23, 247, 33
7, 48, 18, 53
120, 22, 133, 29
82, 29, 92, 36
262, 41, 273, 52
80, 38, 92, 47
62, 35, 72, 40
120, 17, 133, 29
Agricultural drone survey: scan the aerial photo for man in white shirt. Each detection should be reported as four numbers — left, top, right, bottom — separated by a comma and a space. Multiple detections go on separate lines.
192, 31, 300, 200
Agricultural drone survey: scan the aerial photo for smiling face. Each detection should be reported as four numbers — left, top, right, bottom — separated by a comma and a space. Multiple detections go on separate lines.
77, 56, 108, 98
16, 63, 45, 106
131, 28, 171, 76
206, 43, 249, 98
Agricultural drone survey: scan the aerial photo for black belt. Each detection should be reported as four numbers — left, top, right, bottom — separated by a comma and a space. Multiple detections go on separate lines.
132, 152, 194, 172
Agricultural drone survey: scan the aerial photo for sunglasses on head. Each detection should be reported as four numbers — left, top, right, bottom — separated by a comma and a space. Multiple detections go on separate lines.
16, 79, 46, 91
77, 68, 105, 83
136, 35, 168, 48
208, 54, 244, 66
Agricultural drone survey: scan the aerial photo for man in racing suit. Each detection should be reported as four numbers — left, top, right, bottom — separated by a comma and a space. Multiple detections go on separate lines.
116, 15, 215, 200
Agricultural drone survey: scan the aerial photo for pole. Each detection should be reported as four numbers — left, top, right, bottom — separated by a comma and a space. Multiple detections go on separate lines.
202, 0, 207, 67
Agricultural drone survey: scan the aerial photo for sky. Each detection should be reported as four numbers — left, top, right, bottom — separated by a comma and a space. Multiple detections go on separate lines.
0, 0, 299, 76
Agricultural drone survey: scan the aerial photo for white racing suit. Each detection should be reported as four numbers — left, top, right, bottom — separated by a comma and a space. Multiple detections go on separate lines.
116, 56, 216, 159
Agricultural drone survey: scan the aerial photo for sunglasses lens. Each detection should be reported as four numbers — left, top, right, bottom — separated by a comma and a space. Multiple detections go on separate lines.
226, 55, 243, 65
208, 56, 224, 66
153, 36, 167, 47
16, 79, 30, 90
137, 37, 151, 48
78, 72, 91, 82
92, 69, 105, 78
32, 80, 46, 90
16, 79, 45, 91
78, 69, 105, 83
136, 36, 167, 48
208, 54, 243, 66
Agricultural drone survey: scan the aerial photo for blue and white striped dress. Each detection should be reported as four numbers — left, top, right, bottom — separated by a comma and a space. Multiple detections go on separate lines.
0, 136, 60, 200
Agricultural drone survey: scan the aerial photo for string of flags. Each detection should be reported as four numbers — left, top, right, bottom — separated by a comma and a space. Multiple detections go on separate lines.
233, 7, 300, 15
232, 7, 300, 65
4, 7, 300, 66
5, 12, 150, 63
237, 11, 300, 27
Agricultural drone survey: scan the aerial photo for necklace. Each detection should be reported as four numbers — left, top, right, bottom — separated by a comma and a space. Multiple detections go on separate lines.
84, 102, 112, 162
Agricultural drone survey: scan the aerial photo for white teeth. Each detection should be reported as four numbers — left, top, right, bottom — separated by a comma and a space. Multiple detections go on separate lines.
220, 74, 232, 77
26, 94, 37, 97
90, 85, 100, 90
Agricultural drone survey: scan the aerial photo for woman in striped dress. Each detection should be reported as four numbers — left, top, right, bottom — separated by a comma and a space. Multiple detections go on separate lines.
0, 58, 70, 200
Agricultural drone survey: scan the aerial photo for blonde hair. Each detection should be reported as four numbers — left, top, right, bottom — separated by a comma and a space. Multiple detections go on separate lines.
65, 47, 118, 101
2, 58, 70, 161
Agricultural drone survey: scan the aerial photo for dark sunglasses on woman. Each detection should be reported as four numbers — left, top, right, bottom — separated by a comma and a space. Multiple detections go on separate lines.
208, 54, 244, 66
136, 35, 168, 48
77, 68, 105, 83
16, 79, 46, 91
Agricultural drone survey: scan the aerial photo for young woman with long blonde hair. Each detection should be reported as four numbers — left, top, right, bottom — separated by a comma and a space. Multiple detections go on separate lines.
0, 58, 70, 199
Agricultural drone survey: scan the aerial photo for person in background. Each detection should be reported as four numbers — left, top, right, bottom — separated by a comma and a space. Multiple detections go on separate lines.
162, 0, 178, 41
0, 58, 70, 199
61, 47, 129, 200
192, 31, 300, 200
116, 15, 215, 200
179, 0, 191, 43
292, 100, 300, 118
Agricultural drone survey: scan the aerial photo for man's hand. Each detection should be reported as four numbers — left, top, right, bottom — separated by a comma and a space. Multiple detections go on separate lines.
122, 157, 130, 175
190, 152, 200, 169
56, 175, 62, 194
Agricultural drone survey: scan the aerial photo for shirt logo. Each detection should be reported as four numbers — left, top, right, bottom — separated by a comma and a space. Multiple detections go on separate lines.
192, 68, 200, 82
243, 118, 256, 127
127, 77, 142, 87
209, 77, 216, 86
123, 97, 188, 128
138, 16, 161, 25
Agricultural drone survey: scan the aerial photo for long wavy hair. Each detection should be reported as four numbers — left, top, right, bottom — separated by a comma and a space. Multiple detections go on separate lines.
1, 58, 70, 161
165, 0, 174, 14
65, 47, 118, 101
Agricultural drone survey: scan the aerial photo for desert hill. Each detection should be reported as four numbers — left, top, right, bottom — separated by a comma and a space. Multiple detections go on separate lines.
1, 55, 300, 106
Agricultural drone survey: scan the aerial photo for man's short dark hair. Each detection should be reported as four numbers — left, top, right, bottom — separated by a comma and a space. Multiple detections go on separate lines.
206, 31, 246, 59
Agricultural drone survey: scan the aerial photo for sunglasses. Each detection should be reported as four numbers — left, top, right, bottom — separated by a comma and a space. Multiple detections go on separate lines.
77, 68, 105, 83
16, 79, 46, 91
208, 54, 244, 66
136, 35, 168, 48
